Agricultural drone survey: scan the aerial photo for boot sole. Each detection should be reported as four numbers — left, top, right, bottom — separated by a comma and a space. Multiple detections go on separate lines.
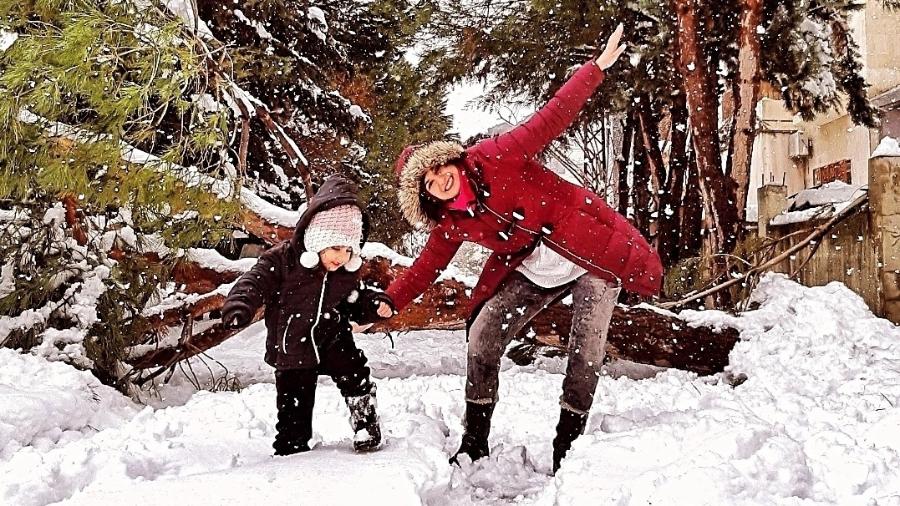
353, 441, 381, 452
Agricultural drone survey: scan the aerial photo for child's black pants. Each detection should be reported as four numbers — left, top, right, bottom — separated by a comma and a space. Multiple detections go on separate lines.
273, 336, 374, 454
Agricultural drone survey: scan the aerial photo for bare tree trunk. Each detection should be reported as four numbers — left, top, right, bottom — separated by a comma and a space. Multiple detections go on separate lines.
679, 149, 703, 258
728, 0, 763, 229
637, 96, 664, 216
655, 92, 689, 268
632, 111, 652, 238
673, 0, 739, 257
617, 109, 635, 217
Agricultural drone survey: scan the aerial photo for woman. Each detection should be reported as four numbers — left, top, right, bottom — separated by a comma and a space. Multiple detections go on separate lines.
378, 24, 663, 473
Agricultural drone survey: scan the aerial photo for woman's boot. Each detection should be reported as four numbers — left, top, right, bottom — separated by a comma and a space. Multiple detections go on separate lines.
449, 401, 495, 465
552, 407, 588, 473
344, 387, 382, 452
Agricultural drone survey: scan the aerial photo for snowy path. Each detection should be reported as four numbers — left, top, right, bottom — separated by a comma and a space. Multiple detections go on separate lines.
2, 275, 900, 505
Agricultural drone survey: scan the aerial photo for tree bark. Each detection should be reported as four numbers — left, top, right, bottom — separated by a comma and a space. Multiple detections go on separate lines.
616, 109, 635, 216
728, 0, 763, 228
655, 92, 689, 268
61, 194, 88, 246
679, 150, 704, 259
673, 0, 739, 257
239, 208, 294, 246
637, 95, 665, 242
632, 107, 652, 238
637, 98, 664, 211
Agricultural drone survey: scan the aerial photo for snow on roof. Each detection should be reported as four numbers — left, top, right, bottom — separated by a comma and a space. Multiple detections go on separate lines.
871, 136, 900, 158
770, 181, 867, 226
788, 181, 865, 211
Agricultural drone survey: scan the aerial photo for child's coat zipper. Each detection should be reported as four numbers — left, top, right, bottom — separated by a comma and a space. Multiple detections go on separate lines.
281, 271, 328, 364
308, 272, 328, 364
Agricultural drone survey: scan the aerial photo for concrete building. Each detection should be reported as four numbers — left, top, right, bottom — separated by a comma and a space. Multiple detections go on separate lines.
750, 2, 900, 323
747, 1, 900, 222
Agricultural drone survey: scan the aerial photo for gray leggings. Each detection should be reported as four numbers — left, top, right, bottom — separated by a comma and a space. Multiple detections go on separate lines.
466, 272, 621, 414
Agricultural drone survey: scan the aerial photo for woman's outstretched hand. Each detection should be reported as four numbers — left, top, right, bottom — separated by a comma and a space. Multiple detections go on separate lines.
594, 23, 626, 70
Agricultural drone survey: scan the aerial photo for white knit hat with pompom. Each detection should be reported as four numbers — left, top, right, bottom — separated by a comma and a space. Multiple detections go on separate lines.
299, 205, 364, 272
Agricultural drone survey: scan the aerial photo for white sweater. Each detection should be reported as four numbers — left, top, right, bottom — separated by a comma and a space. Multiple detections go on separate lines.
516, 241, 586, 288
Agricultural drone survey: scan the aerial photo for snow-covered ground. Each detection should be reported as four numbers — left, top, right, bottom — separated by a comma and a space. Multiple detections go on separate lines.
2, 274, 900, 505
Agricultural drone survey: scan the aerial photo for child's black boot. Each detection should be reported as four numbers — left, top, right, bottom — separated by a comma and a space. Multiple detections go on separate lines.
345, 385, 382, 452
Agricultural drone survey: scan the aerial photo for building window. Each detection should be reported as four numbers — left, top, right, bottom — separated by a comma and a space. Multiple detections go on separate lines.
813, 159, 851, 185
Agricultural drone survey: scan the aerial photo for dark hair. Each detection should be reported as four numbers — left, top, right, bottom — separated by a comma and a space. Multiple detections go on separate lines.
418, 176, 447, 223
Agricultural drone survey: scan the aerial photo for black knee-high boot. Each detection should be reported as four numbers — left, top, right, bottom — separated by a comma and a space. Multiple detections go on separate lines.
552, 407, 588, 473
449, 401, 495, 465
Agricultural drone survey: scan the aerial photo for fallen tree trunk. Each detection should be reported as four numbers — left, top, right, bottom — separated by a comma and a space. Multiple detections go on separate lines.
362, 257, 738, 375
127, 256, 739, 375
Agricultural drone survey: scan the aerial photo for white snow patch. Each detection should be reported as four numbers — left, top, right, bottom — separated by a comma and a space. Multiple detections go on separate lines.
185, 248, 257, 273
234, 9, 274, 40
0, 30, 17, 52
3, 274, 900, 505
307, 7, 328, 41
872, 136, 900, 158
163, 0, 215, 38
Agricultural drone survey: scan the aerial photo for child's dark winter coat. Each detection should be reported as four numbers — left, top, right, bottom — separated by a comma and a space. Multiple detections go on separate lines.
222, 177, 390, 370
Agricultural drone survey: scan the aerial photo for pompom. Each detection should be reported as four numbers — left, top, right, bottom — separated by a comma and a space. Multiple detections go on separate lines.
344, 254, 363, 272
300, 251, 319, 268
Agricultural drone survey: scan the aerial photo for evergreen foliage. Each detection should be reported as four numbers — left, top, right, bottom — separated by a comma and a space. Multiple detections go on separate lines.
422, 0, 883, 132
0, 0, 239, 388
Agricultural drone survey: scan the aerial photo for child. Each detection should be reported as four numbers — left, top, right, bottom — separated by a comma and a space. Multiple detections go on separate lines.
222, 177, 394, 455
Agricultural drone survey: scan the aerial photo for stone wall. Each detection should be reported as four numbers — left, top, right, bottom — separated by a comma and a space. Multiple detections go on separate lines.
870, 156, 900, 323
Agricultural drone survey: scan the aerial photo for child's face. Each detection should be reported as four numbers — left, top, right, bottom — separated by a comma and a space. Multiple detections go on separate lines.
319, 246, 352, 271
423, 163, 461, 201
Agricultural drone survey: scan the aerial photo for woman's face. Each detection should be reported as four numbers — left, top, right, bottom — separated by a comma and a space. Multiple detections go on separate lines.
423, 163, 461, 201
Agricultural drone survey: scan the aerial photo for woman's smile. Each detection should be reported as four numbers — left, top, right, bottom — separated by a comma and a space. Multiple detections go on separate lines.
424, 163, 461, 201
444, 173, 454, 193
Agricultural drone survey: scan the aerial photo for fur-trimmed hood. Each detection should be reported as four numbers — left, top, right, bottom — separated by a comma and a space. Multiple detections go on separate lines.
394, 140, 466, 229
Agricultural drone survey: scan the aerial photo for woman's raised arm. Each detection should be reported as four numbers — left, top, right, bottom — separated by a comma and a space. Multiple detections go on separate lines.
484, 24, 626, 162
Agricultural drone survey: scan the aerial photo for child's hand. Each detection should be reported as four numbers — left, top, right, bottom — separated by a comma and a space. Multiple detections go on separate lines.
376, 302, 393, 318
594, 23, 626, 70
222, 306, 251, 329
352, 323, 374, 333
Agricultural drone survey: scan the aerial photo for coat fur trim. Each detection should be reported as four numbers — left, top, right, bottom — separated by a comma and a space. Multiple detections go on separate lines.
397, 141, 465, 228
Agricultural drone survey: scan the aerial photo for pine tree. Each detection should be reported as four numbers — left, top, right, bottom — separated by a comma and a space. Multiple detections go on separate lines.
196, 0, 391, 205
193, 0, 452, 246
0, 0, 240, 387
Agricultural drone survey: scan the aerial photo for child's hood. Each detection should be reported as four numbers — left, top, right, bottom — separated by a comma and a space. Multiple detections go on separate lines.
289, 177, 369, 253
